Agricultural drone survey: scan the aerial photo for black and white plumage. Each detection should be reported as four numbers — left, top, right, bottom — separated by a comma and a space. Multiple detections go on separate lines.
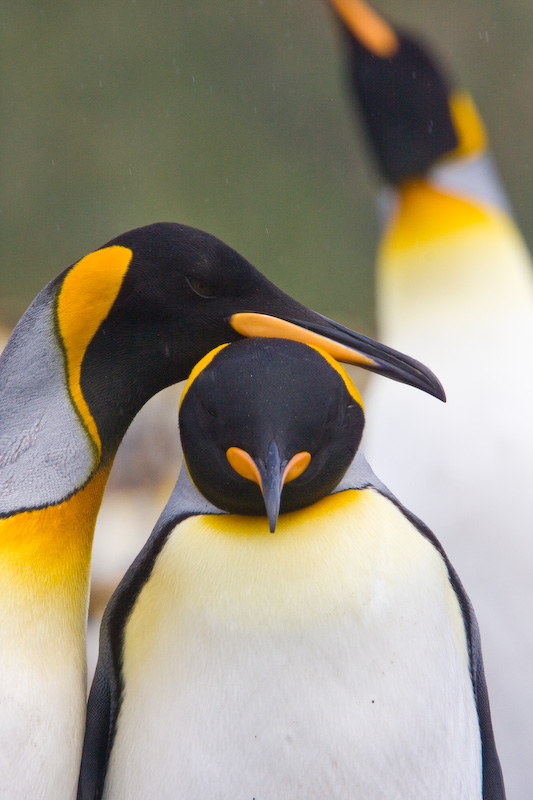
79, 339, 504, 800
0, 222, 443, 799
326, 2, 533, 794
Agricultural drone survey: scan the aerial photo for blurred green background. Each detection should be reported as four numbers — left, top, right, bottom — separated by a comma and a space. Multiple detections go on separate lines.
2, 0, 532, 331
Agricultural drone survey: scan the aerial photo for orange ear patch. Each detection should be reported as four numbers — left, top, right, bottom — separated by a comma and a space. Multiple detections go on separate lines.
448, 90, 488, 159
227, 447, 311, 489
282, 452, 311, 484
55, 245, 132, 456
226, 447, 263, 489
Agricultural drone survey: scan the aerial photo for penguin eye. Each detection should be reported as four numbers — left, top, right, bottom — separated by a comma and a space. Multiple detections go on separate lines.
186, 276, 217, 299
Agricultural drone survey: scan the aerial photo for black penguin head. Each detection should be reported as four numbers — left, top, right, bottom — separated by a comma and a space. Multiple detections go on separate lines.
179, 338, 365, 531
328, 0, 460, 181
50, 221, 443, 457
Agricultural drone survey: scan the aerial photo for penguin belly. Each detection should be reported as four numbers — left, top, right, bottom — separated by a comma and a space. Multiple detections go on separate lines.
363, 207, 533, 791
104, 489, 482, 800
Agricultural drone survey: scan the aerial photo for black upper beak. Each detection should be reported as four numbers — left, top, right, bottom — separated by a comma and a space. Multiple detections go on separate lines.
300, 314, 446, 400
258, 441, 285, 533
230, 311, 445, 402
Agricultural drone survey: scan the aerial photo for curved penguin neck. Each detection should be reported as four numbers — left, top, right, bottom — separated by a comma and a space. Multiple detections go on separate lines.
0, 280, 130, 616
375, 151, 533, 337
377, 150, 511, 241
0, 283, 124, 798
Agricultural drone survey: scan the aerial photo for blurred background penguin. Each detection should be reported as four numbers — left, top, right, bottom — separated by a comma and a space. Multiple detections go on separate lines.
326, 1, 533, 797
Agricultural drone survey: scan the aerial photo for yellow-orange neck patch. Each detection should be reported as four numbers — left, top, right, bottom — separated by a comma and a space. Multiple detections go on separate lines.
305, 343, 364, 410
0, 465, 110, 601
179, 343, 231, 410
382, 181, 492, 255
55, 246, 133, 459
447, 90, 488, 160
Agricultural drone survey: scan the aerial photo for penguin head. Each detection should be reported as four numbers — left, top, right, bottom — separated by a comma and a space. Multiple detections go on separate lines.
52, 221, 442, 458
328, 0, 486, 181
179, 338, 365, 531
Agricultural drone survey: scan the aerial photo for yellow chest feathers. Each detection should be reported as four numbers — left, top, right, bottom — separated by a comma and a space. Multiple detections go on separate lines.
0, 467, 109, 631
126, 489, 465, 641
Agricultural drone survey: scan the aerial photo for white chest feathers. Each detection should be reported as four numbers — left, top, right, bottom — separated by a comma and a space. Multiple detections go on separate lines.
105, 489, 482, 800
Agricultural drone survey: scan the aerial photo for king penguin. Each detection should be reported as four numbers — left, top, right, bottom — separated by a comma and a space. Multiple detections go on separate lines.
0, 221, 444, 800
326, 2, 533, 795
78, 337, 504, 800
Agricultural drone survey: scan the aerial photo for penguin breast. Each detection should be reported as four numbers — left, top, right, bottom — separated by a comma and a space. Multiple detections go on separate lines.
105, 489, 482, 799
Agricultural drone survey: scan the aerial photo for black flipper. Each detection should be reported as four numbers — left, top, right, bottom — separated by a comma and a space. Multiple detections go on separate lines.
399, 502, 505, 799
369, 469, 506, 799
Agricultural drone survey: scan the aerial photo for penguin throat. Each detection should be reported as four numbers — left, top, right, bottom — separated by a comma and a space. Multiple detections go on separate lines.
0, 465, 111, 601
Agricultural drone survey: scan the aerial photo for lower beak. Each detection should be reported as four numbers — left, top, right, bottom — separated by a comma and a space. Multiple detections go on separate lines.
229, 312, 445, 401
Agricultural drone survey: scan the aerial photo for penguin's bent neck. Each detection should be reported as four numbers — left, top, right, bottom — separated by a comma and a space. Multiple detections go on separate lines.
0, 251, 131, 800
